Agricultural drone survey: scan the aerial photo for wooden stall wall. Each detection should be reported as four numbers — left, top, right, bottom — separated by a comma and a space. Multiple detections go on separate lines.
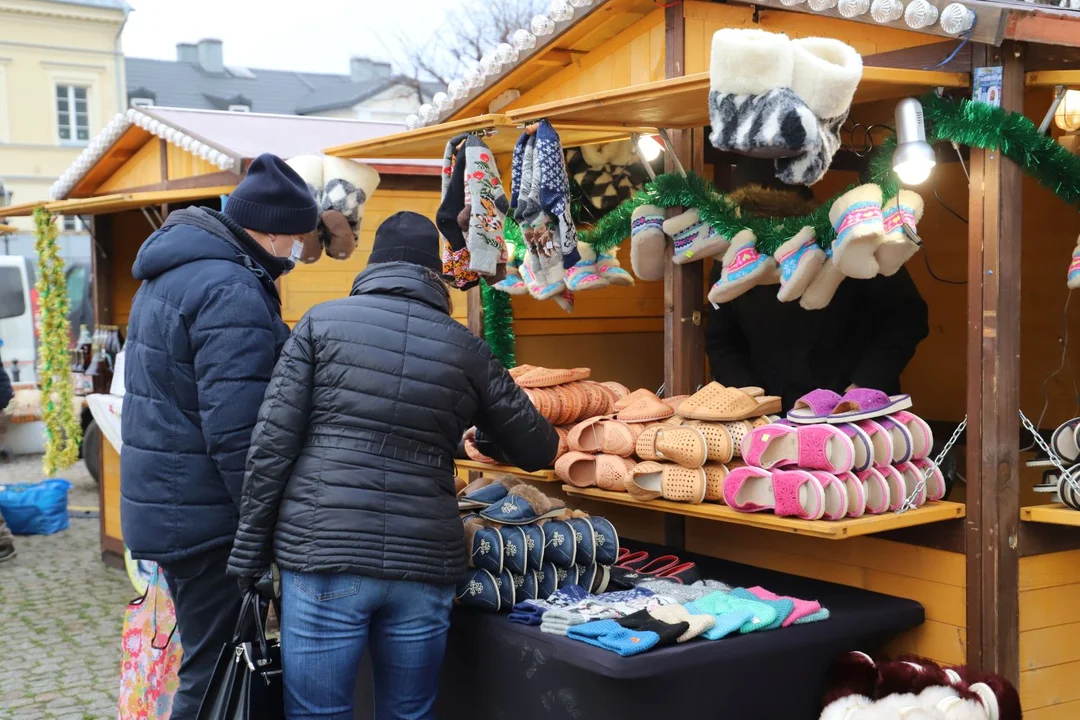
281, 187, 455, 325
99, 438, 122, 555
686, 522, 968, 666
1019, 549, 1080, 718
107, 209, 157, 328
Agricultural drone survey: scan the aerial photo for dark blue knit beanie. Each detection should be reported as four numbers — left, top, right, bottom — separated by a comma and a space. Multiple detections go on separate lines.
224, 153, 318, 234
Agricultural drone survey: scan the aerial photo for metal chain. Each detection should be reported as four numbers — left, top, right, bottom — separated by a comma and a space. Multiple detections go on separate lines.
1018, 409, 1080, 499
896, 416, 967, 513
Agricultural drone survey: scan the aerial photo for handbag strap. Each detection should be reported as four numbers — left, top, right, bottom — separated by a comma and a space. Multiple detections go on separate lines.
148, 564, 179, 651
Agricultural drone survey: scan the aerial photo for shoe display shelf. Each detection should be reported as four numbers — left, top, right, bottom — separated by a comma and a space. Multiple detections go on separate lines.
1021, 504, 1080, 528
457, 459, 560, 483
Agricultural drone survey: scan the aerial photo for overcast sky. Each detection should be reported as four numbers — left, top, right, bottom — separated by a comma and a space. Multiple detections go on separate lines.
120, 0, 453, 74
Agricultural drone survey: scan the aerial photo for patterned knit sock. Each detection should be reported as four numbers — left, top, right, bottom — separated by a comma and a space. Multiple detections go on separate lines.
464, 137, 508, 275
747, 586, 822, 627
729, 588, 795, 630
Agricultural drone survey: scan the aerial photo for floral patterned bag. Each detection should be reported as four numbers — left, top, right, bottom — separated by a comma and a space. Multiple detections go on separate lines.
117, 564, 183, 719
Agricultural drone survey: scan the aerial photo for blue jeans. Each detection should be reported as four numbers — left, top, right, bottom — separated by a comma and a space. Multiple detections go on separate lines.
280, 571, 454, 720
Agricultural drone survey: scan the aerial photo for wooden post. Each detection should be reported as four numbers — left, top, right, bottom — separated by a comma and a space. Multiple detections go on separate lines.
965, 42, 1022, 685
662, 5, 704, 549
90, 214, 114, 326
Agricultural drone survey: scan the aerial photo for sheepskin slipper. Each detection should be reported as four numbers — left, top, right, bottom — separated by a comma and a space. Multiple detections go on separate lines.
463, 517, 505, 574
876, 190, 926, 277
708, 230, 778, 305
829, 184, 885, 279
480, 484, 567, 525
664, 208, 729, 264
630, 204, 666, 281
774, 226, 826, 302
565, 242, 610, 292
823, 651, 882, 707
819, 694, 874, 720
595, 251, 635, 286
800, 248, 847, 310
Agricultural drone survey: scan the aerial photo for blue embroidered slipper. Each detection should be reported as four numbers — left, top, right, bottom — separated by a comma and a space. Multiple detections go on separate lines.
456, 569, 501, 612
495, 569, 516, 611
588, 517, 620, 566
537, 561, 559, 600
464, 518, 504, 574
480, 485, 567, 525
541, 519, 578, 568
499, 525, 528, 576
522, 523, 545, 572
565, 517, 596, 567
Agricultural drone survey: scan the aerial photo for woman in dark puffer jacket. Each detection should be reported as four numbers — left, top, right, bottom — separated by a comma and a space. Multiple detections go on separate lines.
228, 211, 557, 720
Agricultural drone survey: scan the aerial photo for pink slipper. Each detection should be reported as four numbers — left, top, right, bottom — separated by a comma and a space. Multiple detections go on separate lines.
742, 423, 855, 473
837, 470, 867, 517
913, 457, 946, 501
808, 471, 850, 520
836, 422, 873, 472
787, 388, 843, 424
826, 388, 912, 423
888, 411, 933, 460
877, 465, 907, 511
857, 419, 895, 467
723, 466, 826, 520
858, 467, 892, 514
876, 416, 914, 464
748, 586, 823, 627
895, 461, 928, 507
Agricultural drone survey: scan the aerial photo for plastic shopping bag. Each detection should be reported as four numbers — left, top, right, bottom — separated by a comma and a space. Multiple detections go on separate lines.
0, 478, 71, 535
118, 564, 183, 719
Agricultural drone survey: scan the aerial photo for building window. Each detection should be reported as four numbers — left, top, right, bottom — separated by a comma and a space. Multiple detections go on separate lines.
130, 97, 154, 108
57, 84, 90, 143
227, 104, 250, 113
61, 215, 82, 232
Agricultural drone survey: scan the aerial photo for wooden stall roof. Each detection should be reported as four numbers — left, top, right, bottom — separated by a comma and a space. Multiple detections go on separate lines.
0, 186, 236, 217
504, 67, 970, 129
324, 113, 655, 160
0, 223, 16, 234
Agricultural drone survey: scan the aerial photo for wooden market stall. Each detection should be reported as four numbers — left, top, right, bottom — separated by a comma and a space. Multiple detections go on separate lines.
330, 1, 1080, 715
2, 106, 443, 570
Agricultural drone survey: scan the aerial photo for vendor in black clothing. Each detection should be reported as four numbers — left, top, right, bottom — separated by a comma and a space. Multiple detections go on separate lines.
704, 163, 929, 412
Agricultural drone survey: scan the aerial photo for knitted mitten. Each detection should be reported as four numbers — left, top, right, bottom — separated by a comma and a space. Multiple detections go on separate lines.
800, 248, 846, 310
876, 190, 926, 277
565, 242, 609, 292
775, 38, 862, 187
708, 230, 777, 305
664, 208, 729, 265
630, 204, 667, 281
707, 29, 819, 160
595, 251, 635, 286
464, 137, 509, 275
828, 184, 885, 279
774, 227, 826, 303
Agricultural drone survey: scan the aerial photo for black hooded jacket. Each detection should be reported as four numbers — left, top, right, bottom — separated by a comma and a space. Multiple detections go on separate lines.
228, 262, 558, 585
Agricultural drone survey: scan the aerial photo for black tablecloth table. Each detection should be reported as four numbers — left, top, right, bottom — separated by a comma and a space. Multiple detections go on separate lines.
432, 542, 924, 720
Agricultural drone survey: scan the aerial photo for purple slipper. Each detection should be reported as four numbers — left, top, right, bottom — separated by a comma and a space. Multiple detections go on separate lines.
875, 416, 914, 464
786, 389, 844, 424
825, 389, 912, 423
836, 422, 873, 472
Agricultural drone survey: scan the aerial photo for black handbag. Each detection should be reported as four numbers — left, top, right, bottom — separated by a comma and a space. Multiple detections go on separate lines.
196, 589, 285, 720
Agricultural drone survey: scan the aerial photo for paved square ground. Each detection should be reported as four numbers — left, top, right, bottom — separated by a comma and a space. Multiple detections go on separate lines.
0, 455, 132, 720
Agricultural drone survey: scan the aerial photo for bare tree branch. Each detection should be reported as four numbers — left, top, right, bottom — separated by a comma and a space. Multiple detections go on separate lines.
387, 0, 547, 97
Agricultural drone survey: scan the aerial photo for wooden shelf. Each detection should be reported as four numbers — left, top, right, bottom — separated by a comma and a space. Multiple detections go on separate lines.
457, 459, 559, 483
1021, 504, 1080, 527
1026, 70, 1080, 88
504, 67, 970, 131
563, 486, 965, 540
324, 113, 654, 160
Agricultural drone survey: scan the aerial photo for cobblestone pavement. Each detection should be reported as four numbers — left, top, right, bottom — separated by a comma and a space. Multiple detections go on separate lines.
0, 454, 132, 720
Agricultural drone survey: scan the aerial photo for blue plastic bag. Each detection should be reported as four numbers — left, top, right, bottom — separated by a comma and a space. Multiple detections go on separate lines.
0, 478, 72, 535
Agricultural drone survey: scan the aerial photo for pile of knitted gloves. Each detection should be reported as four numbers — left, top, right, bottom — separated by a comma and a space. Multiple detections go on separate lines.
286, 155, 381, 262
821, 651, 1021, 720
436, 133, 510, 291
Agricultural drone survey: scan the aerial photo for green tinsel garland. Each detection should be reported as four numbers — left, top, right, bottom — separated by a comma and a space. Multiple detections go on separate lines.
33, 208, 82, 476
480, 279, 515, 369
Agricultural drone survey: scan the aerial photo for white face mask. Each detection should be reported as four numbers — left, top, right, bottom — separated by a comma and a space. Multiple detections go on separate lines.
269, 235, 304, 272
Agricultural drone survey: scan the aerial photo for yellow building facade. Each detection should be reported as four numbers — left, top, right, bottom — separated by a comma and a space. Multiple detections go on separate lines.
0, 0, 128, 231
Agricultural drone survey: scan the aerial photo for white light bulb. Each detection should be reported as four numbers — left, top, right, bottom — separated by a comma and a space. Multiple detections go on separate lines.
893, 98, 936, 186
418, 103, 438, 124
569, 0, 593, 6
808, 0, 838, 10
432, 92, 451, 112
905, 0, 939, 28
894, 160, 933, 185
513, 29, 536, 51
464, 66, 483, 89
549, 0, 574, 22
531, 14, 555, 36
447, 79, 466, 100
181, 137, 194, 151
839, 0, 871, 16
636, 136, 663, 162
939, 3, 975, 33
780, 0, 807, 5
480, 52, 502, 76
405, 114, 420, 131
871, 0, 904, 20
496, 42, 518, 65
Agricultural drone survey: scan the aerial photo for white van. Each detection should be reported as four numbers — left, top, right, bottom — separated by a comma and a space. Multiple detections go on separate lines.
0, 255, 38, 386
